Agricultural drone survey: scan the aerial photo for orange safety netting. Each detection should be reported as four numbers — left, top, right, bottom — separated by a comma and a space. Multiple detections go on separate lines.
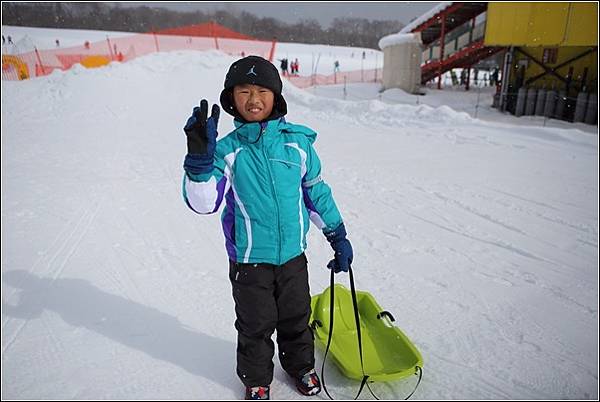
2, 22, 275, 81
2, 22, 382, 89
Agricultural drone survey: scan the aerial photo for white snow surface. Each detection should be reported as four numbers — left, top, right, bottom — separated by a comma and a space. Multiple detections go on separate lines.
1, 27, 599, 400
378, 32, 421, 50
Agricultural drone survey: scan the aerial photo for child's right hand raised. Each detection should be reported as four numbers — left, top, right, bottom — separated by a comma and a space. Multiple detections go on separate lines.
183, 99, 220, 156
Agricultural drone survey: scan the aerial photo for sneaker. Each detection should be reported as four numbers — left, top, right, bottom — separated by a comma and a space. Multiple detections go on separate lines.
295, 368, 321, 396
245, 385, 270, 400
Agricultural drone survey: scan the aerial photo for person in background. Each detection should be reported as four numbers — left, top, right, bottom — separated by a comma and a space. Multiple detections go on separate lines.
450, 69, 458, 86
278, 58, 288, 76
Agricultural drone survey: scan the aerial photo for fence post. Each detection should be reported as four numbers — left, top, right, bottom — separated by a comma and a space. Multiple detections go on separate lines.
313, 53, 321, 86
475, 84, 481, 118
106, 37, 115, 60
343, 76, 347, 100
361, 58, 364, 82
153, 31, 160, 53
268, 38, 277, 62
210, 21, 219, 50
34, 47, 45, 76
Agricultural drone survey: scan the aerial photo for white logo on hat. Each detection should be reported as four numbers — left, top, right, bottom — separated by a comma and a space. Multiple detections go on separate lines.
247, 65, 257, 76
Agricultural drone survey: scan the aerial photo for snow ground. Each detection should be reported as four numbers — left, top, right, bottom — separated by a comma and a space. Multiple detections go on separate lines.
1, 26, 599, 400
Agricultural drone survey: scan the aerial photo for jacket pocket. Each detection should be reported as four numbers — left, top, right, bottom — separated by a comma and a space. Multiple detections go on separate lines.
269, 158, 301, 169
269, 158, 302, 190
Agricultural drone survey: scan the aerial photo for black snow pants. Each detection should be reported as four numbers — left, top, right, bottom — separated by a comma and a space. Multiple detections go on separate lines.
228, 253, 315, 387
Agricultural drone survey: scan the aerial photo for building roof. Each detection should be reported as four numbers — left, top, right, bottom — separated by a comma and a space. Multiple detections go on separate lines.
399, 2, 453, 35
394, 2, 488, 46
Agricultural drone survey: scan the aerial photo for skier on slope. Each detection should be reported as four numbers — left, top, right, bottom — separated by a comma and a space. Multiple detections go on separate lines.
180, 55, 354, 400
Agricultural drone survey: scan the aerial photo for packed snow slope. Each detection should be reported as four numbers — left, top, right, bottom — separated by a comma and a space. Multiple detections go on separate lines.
2, 48, 598, 400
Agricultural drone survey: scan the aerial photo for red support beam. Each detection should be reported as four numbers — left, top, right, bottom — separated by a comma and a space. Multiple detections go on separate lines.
421, 40, 505, 84
437, 13, 446, 89
415, 2, 504, 86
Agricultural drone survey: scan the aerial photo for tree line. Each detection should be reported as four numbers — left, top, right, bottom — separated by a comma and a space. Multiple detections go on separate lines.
2, 2, 405, 49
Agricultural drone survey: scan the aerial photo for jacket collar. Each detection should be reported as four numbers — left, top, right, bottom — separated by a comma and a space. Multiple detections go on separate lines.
233, 117, 285, 143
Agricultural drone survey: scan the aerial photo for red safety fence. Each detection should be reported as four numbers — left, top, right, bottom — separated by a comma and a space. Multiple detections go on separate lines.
2, 23, 275, 81
2, 22, 382, 89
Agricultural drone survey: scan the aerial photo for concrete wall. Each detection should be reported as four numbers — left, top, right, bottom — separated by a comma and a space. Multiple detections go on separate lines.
382, 42, 422, 93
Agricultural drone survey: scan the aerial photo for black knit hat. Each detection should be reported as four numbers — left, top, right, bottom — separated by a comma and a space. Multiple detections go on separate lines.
219, 55, 287, 119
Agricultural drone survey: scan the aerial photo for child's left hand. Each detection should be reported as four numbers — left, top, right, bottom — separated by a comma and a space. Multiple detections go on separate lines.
325, 223, 353, 273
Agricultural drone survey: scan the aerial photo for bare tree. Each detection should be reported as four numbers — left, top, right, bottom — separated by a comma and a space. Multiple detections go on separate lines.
2, 3, 404, 49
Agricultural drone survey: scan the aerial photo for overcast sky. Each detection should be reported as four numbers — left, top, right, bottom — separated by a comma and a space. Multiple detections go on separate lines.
116, 2, 441, 28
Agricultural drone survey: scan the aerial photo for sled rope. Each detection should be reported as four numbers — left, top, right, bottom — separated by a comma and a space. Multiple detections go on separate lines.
321, 266, 378, 400
319, 266, 422, 400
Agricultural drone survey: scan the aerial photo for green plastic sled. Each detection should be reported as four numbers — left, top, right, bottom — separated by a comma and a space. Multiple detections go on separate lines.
310, 284, 423, 382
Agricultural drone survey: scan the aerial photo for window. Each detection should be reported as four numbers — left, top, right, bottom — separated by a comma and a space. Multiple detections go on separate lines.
542, 48, 558, 64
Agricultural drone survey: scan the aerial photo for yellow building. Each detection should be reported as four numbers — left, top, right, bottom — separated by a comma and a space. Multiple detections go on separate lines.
484, 2, 597, 121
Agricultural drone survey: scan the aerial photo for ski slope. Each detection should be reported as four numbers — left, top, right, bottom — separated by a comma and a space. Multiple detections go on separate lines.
1, 27, 598, 400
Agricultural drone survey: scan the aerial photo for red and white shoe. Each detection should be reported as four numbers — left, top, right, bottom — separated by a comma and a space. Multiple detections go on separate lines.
245, 385, 270, 400
295, 369, 321, 396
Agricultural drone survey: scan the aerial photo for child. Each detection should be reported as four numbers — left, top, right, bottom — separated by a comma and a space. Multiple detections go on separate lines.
181, 55, 353, 400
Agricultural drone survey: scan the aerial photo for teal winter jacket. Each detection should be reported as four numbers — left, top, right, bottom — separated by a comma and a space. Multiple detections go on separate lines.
182, 117, 343, 265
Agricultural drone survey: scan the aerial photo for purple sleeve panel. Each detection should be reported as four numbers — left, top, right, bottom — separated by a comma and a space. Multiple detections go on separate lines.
302, 187, 326, 229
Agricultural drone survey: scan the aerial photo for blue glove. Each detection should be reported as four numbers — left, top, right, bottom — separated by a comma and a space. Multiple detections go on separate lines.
183, 99, 220, 175
325, 223, 353, 273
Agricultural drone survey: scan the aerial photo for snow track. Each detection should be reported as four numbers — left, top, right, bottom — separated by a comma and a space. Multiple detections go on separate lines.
2, 46, 598, 399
